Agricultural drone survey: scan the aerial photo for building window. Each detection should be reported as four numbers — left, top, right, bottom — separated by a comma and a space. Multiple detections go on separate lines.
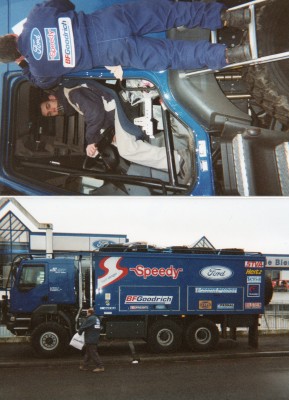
0, 212, 30, 289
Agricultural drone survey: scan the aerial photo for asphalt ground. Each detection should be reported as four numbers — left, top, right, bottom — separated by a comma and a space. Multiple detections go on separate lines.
0, 332, 289, 368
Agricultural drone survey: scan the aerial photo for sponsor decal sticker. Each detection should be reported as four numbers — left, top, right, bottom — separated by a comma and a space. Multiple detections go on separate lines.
246, 269, 262, 275
245, 302, 262, 309
129, 265, 183, 280
50, 267, 66, 274
30, 28, 43, 60
200, 160, 208, 172
198, 140, 207, 157
245, 261, 264, 268
247, 284, 260, 297
217, 303, 235, 310
195, 287, 237, 294
130, 306, 149, 310
247, 276, 262, 283
44, 28, 60, 60
199, 300, 212, 310
125, 295, 173, 304
200, 266, 233, 280
97, 257, 128, 290
92, 240, 115, 249
50, 286, 62, 292
58, 17, 75, 67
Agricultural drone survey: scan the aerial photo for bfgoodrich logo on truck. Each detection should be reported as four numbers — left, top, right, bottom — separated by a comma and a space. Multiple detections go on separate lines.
200, 266, 233, 280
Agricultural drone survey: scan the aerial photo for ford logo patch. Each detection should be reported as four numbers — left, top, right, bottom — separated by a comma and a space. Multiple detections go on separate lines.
30, 28, 43, 60
200, 266, 233, 280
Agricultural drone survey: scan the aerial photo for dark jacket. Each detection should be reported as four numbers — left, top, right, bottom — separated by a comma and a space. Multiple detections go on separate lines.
57, 80, 144, 144
78, 314, 101, 345
63, 84, 115, 145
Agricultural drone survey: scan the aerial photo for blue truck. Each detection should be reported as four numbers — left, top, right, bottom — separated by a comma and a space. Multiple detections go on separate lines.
0, 0, 289, 196
3, 243, 273, 357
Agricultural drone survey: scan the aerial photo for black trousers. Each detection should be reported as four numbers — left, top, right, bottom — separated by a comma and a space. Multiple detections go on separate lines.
83, 344, 103, 368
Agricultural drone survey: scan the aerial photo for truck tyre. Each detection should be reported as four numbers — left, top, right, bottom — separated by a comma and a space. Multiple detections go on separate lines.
31, 322, 69, 358
185, 319, 219, 351
264, 275, 273, 306
244, 0, 289, 127
147, 320, 182, 353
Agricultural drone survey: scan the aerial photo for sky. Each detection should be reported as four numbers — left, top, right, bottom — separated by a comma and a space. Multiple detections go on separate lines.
14, 196, 289, 255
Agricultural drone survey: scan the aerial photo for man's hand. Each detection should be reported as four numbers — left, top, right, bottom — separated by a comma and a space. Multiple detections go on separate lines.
105, 65, 123, 81
86, 143, 99, 158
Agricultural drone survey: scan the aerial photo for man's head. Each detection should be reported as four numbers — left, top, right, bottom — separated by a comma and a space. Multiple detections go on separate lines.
40, 94, 61, 117
0, 34, 22, 63
87, 308, 94, 316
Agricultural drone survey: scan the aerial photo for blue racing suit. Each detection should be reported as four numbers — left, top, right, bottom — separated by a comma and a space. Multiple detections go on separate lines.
18, 0, 226, 89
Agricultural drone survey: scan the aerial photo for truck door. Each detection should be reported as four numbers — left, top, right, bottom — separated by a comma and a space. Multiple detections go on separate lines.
47, 259, 76, 304
10, 262, 49, 313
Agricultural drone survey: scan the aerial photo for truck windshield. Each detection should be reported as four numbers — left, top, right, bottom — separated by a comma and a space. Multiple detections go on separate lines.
19, 264, 45, 288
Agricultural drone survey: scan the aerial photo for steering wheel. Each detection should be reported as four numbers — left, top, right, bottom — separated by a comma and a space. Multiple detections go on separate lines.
83, 126, 120, 171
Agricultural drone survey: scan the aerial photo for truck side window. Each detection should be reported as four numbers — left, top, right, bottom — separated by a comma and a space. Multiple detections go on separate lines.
19, 265, 45, 288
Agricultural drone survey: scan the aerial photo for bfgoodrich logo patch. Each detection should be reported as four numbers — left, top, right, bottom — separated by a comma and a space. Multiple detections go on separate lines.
30, 28, 43, 60
58, 17, 75, 67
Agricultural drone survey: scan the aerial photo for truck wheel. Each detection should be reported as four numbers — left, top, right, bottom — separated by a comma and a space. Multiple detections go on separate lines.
185, 319, 219, 351
244, 0, 289, 127
147, 320, 182, 353
31, 322, 69, 358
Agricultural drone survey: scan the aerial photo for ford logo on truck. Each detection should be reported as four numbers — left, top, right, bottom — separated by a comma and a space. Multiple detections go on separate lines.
200, 266, 233, 280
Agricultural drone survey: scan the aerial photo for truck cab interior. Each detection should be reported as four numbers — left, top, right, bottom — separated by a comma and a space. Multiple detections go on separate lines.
10, 77, 195, 196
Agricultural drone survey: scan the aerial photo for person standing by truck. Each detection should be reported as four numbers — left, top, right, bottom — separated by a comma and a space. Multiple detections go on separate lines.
78, 308, 104, 373
0, 0, 251, 89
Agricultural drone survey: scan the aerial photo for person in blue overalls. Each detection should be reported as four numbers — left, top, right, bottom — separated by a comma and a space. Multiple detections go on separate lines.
0, 0, 251, 89
78, 308, 104, 372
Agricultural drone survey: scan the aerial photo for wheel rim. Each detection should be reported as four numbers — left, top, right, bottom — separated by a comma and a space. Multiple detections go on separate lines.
40, 331, 59, 351
156, 328, 174, 347
194, 327, 211, 345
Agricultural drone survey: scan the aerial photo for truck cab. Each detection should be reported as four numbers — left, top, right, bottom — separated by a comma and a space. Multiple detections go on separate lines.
7, 256, 80, 356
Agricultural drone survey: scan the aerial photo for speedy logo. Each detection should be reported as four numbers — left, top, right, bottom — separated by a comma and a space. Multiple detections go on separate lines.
125, 295, 173, 304
97, 257, 128, 290
44, 28, 60, 61
129, 265, 183, 280
200, 266, 233, 280
58, 18, 75, 67
30, 28, 43, 60
245, 261, 264, 268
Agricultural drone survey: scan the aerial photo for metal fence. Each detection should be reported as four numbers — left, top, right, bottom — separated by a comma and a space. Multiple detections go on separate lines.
260, 303, 289, 331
